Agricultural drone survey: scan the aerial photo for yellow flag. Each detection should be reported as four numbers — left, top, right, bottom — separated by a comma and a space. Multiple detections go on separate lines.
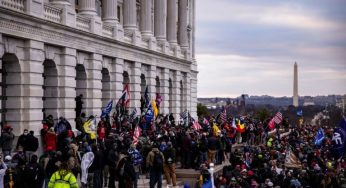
83, 118, 97, 140
152, 100, 159, 118
213, 123, 220, 136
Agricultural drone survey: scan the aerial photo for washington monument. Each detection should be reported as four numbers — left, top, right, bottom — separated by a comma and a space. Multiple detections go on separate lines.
293, 62, 299, 107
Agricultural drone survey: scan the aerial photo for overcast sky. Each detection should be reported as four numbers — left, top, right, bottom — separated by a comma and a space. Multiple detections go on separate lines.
196, 0, 346, 98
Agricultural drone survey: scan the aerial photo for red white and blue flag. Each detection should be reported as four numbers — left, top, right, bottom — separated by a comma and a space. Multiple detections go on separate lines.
191, 117, 202, 131
133, 125, 142, 145
117, 84, 130, 107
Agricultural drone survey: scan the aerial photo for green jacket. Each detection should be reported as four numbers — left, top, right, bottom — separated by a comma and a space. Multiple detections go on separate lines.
48, 170, 78, 188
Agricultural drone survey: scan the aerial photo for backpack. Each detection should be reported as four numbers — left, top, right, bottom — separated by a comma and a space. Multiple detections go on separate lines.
152, 152, 163, 170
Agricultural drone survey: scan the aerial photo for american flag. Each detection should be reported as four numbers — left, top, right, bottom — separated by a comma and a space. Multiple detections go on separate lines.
133, 125, 142, 145
191, 117, 202, 131
219, 108, 227, 123
180, 110, 188, 120
273, 112, 283, 124
129, 107, 138, 121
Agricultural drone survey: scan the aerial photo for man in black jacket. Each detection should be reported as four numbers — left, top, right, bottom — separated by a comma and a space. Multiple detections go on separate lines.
16, 129, 29, 150
25, 131, 39, 162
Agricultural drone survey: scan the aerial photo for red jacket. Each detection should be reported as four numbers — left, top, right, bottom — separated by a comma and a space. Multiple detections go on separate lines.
44, 131, 56, 151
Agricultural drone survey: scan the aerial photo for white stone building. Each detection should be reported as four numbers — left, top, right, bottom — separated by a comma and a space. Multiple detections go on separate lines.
0, 0, 197, 135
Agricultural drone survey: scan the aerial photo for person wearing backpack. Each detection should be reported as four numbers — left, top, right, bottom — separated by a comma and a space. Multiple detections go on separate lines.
24, 155, 45, 188
146, 143, 164, 188
128, 144, 143, 188
48, 162, 78, 188
163, 141, 177, 187
116, 151, 136, 188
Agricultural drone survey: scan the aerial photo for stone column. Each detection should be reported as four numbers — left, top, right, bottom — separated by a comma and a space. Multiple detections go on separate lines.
79, 0, 97, 16
154, 0, 167, 42
178, 0, 188, 49
140, 0, 153, 37
160, 68, 170, 115
123, 0, 137, 30
20, 40, 45, 134
167, 0, 177, 45
129, 62, 141, 110
58, 48, 77, 127
85, 53, 103, 116
102, 0, 118, 25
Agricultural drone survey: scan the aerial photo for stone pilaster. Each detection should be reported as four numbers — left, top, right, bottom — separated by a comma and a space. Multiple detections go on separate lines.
110, 58, 124, 103
160, 68, 170, 115
85, 53, 103, 117
25, 0, 44, 18
58, 48, 77, 127
129, 62, 141, 110
19, 40, 45, 134
178, 0, 188, 49
190, 71, 197, 118
148, 65, 157, 101
184, 72, 191, 112
154, 0, 167, 42
78, 0, 97, 16
102, 0, 118, 25
167, 0, 177, 45
172, 71, 181, 118
0, 34, 3, 124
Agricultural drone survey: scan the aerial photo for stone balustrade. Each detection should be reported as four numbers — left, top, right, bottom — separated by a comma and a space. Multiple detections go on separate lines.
0, 0, 189, 60
44, 3, 62, 23
0, 0, 24, 12
76, 15, 91, 32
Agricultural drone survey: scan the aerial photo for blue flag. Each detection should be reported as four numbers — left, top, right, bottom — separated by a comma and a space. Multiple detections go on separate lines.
145, 104, 154, 123
144, 86, 150, 107
202, 178, 212, 188
314, 128, 325, 145
296, 109, 303, 116
331, 118, 346, 159
101, 100, 113, 118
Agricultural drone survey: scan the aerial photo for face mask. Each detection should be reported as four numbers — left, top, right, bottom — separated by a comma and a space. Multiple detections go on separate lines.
24, 132, 28, 136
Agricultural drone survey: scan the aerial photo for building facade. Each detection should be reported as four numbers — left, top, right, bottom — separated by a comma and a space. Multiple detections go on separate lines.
0, 0, 197, 135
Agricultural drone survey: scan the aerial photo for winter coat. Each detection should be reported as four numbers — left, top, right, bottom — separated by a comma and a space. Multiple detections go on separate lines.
44, 131, 57, 152
26, 134, 39, 152
0, 131, 15, 150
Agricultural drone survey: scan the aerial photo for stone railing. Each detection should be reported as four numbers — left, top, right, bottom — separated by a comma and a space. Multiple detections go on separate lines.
102, 24, 113, 37
123, 30, 133, 43
44, 3, 62, 23
0, 0, 25, 12
0, 1, 189, 60
76, 15, 91, 32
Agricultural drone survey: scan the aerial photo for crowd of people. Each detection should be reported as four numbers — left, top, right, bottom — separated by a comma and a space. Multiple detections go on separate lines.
0, 106, 345, 188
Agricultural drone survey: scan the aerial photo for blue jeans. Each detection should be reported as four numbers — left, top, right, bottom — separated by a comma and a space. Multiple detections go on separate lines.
150, 170, 162, 188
